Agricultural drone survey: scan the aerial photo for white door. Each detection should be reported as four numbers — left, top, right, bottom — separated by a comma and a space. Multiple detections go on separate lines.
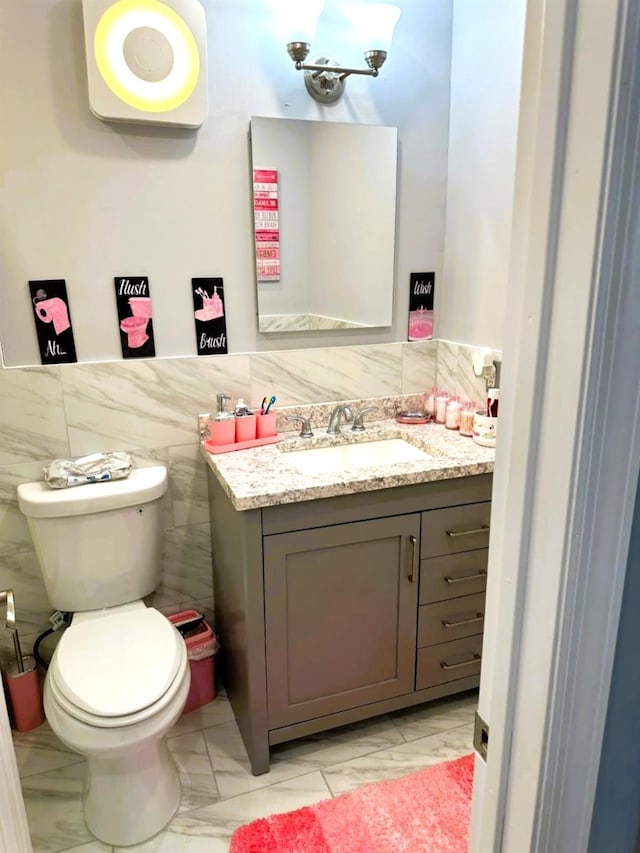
0, 682, 33, 852
470, 0, 640, 850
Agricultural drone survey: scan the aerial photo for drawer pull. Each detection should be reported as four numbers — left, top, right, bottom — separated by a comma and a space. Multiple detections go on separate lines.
442, 612, 484, 629
409, 535, 418, 583
444, 569, 487, 584
446, 525, 490, 538
440, 653, 481, 671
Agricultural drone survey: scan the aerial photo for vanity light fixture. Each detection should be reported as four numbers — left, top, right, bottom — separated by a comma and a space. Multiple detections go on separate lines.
271, 1, 401, 104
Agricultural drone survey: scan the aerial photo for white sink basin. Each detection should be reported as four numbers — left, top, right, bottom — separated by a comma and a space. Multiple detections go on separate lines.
283, 438, 432, 474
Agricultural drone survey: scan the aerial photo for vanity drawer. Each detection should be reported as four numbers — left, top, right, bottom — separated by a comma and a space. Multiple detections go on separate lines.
420, 502, 491, 558
419, 549, 488, 605
417, 592, 486, 647
416, 635, 483, 690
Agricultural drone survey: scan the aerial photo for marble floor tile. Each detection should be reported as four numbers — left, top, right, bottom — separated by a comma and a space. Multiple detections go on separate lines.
63, 843, 112, 852
12, 721, 75, 755
321, 722, 474, 796
168, 692, 236, 738
14, 743, 83, 779
390, 689, 478, 741
20, 762, 95, 853
114, 771, 331, 853
204, 713, 405, 799
167, 730, 220, 814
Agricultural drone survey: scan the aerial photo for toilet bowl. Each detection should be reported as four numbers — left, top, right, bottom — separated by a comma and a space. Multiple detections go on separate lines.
16, 465, 193, 846
43, 601, 191, 847
120, 315, 149, 348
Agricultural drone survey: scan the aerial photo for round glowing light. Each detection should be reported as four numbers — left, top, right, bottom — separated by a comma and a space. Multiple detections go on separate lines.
94, 0, 200, 113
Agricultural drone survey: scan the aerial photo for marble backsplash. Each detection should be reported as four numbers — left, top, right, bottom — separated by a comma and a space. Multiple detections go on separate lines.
0, 338, 495, 665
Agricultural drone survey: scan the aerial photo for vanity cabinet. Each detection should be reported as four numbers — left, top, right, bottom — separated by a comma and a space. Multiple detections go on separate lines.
207, 470, 492, 775
264, 515, 420, 728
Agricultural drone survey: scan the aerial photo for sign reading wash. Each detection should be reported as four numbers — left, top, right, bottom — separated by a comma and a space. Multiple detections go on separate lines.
191, 277, 228, 355
114, 276, 156, 359
407, 271, 434, 342
29, 279, 78, 364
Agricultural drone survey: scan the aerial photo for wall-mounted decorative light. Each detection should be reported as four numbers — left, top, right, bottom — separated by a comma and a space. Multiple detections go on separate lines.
271, 1, 401, 104
82, 0, 208, 128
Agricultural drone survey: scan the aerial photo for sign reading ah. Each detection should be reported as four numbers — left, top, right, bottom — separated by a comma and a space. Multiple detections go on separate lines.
82, 0, 208, 128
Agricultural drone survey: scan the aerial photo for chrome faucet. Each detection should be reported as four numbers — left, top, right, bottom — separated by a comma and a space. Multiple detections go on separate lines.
326, 404, 354, 434
351, 406, 377, 431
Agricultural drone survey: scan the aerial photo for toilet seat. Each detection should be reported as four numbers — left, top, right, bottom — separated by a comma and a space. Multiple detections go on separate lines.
49, 607, 186, 727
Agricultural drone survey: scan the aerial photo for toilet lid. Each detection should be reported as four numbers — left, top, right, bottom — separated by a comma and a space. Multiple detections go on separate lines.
53, 608, 183, 717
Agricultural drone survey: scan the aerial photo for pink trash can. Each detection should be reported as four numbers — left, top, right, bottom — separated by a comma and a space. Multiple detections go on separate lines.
168, 610, 219, 715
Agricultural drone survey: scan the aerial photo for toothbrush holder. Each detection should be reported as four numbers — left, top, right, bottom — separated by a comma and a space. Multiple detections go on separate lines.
235, 413, 257, 443
255, 410, 277, 439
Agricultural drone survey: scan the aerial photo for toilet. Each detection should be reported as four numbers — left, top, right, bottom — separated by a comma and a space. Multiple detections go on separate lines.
17, 466, 191, 847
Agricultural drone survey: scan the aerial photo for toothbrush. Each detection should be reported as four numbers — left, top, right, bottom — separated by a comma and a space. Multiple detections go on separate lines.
264, 396, 276, 414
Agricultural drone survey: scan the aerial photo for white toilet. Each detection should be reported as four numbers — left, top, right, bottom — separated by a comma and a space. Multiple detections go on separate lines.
17, 466, 191, 847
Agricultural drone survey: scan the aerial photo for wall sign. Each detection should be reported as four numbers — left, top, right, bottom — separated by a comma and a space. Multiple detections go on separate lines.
253, 168, 280, 281
407, 271, 434, 341
114, 276, 156, 358
191, 277, 227, 355
29, 279, 78, 364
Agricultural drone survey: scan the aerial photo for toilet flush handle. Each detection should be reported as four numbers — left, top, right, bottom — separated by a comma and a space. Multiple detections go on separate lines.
0, 589, 24, 673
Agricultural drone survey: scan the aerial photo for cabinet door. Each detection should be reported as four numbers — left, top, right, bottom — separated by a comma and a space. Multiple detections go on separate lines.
264, 514, 420, 728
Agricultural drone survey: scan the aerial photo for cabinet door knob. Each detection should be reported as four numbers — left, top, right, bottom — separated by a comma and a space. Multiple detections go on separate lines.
408, 535, 418, 583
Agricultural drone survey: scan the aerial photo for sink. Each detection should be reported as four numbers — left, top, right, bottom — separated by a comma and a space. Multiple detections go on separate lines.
283, 438, 432, 474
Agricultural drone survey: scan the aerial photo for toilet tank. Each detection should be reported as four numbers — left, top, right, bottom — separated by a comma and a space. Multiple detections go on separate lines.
17, 466, 168, 612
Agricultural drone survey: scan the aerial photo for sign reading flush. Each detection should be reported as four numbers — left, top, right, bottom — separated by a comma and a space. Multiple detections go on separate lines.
82, 0, 208, 128
114, 276, 156, 359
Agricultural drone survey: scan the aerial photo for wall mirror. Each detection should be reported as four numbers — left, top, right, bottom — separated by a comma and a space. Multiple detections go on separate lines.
250, 116, 397, 334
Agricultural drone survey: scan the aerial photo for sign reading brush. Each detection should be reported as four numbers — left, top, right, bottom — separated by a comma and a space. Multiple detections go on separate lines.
29, 279, 78, 364
407, 272, 435, 341
191, 277, 228, 355
114, 276, 156, 359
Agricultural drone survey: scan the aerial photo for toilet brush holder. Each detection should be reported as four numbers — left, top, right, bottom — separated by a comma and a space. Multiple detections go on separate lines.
2, 655, 45, 732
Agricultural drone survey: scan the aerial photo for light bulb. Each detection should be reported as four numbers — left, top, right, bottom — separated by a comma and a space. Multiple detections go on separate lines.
346, 3, 401, 53
269, 0, 325, 44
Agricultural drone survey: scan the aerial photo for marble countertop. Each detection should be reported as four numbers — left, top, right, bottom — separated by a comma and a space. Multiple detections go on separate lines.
201, 417, 495, 511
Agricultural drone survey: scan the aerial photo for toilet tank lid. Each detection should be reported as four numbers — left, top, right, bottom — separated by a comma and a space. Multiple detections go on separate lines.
17, 466, 168, 518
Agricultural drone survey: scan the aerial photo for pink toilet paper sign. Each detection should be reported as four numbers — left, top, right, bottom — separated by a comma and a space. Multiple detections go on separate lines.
114, 276, 156, 359
407, 272, 434, 342
29, 279, 77, 364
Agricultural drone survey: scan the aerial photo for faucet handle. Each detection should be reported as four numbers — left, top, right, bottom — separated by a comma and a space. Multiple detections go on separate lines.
285, 415, 314, 438
351, 406, 377, 432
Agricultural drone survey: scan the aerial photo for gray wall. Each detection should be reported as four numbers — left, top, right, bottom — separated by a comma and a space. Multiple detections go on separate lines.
0, 0, 453, 365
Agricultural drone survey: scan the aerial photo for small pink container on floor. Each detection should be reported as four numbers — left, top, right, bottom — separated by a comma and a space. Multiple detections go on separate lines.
168, 611, 218, 715
255, 410, 277, 439
2, 655, 45, 732
235, 414, 256, 442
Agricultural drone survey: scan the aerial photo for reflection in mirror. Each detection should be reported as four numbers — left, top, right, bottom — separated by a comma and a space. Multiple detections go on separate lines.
250, 117, 398, 334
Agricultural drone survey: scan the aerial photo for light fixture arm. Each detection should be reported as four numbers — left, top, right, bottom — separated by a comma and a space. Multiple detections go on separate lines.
295, 61, 381, 80
286, 42, 388, 104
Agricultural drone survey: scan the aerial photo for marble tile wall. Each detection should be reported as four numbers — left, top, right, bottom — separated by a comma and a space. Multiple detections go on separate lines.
0, 341, 440, 666
0, 338, 499, 667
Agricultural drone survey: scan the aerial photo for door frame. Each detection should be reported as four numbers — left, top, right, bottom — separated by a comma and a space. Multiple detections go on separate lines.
0, 682, 32, 851
471, 0, 640, 849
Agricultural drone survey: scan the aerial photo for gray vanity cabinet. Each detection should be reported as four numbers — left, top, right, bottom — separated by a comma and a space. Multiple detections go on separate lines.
263, 515, 420, 728
207, 469, 492, 775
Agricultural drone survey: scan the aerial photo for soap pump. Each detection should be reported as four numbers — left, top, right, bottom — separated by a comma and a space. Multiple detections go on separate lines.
215, 394, 234, 421
208, 394, 236, 447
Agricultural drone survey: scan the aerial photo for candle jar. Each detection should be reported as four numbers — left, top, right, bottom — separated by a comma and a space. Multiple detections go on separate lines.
435, 394, 448, 424
445, 400, 461, 430
459, 406, 476, 437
